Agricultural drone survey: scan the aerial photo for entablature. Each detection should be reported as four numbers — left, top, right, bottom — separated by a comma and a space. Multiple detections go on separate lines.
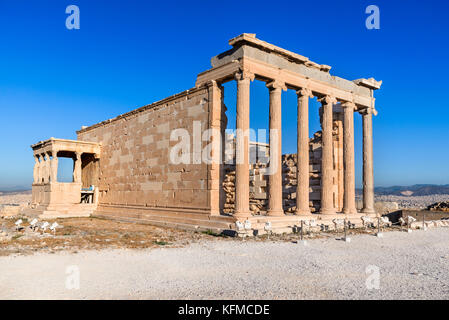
31, 138, 101, 157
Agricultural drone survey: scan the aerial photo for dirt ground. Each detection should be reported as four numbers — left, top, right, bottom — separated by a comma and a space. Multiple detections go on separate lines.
3, 227, 449, 299
1, 214, 405, 257
0, 217, 236, 256
0, 191, 416, 257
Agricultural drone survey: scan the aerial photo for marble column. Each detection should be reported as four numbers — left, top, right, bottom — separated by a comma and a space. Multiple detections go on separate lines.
50, 150, 59, 183
342, 102, 357, 214
234, 71, 254, 219
266, 80, 286, 216
319, 95, 337, 214
43, 152, 50, 184
73, 152, 82, 183
33, 156, 39, 184
361, 108, 375, 213
296, 88, 313, 215
37, 154, 43, 183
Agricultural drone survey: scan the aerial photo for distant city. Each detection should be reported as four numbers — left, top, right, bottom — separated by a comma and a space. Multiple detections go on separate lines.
2, 184, 449, 196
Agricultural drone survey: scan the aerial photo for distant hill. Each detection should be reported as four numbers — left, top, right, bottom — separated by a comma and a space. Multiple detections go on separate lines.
357, 184, 449, 196
0, 186, 31, 195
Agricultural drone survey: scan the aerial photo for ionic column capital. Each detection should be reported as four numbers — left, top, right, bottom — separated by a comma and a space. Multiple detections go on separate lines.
359, 107, 373, 115
341, 101, 356, 110
266, 80, 287, 91
234, 70, 255, 82
318, 95, 337, 105
296, 88, 313, 98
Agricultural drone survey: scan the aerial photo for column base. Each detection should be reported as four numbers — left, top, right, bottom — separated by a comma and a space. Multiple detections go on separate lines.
295, 209, 311, 215
342, 208, 358, 215
233, 211, 252, 220
267, 209, 285, 217
320, 208, 337, 215
361, 208, 376, 214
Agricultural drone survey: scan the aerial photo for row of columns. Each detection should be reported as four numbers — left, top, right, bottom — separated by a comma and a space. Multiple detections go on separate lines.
33, 152, 58, 184
32, 151, 83, 184
233, 72, 375, 219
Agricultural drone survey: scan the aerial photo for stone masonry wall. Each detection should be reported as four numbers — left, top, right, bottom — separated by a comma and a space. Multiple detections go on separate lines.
77, 87, 212, 212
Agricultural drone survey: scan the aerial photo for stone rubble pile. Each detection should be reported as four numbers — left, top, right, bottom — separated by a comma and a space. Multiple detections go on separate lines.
222, 167, 235, 215
221, 108, 348, 217
223, 163, 270, 215
411, 219, 449, 229
282, 154, 297, 214
223, 151, 323, 215
427, 202, 449, 212
222, 131, 328, 216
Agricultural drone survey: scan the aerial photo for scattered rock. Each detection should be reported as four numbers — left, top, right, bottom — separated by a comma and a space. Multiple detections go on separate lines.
427, 201, 449, 212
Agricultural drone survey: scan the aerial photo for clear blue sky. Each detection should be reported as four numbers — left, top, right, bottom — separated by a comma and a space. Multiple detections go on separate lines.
0, 0, 448, 189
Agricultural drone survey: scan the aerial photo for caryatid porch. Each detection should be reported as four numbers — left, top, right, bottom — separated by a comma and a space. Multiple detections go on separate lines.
197, 33, 382, 223
29, 138, 101, 218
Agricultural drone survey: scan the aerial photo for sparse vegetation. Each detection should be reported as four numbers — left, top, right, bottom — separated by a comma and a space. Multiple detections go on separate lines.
153, 240, 170, 246
201, 229, 225, 237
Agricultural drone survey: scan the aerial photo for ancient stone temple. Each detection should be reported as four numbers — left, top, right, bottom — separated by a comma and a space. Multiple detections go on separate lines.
28, 34, 382, 233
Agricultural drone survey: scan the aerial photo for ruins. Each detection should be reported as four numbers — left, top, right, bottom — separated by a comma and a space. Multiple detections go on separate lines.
27, 34, 382, 234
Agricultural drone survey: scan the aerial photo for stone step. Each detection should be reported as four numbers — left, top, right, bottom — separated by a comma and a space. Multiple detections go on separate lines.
94, 210, 233, 230
93, 212, 229, 234
22, 204, 96, 219
96, 205, 235, 223
40, 210, 92, 219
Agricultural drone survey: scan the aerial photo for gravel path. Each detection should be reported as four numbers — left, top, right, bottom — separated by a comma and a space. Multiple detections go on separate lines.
1, 228, 449, 300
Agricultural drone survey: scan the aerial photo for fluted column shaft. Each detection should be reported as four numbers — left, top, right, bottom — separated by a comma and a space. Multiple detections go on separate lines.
50, 150, 59, 183
33, 156, 39, 184
74, 152, 82, 183
319, 96, 337, 214
342, 102, 357, 214
43, 153, 50, 184
362, 108, 375, 213
234, 72, 253, 219
267, 80, 286, 216
296, 88, 313, 215
37, 155, 43, 183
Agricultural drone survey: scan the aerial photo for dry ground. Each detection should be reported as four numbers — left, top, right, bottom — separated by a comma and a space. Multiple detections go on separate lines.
0, 191, 438, 257
0, 217, 234, 256
1, 214, 406, 257
2, 227, 449, 299
2, 192, 449, 299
